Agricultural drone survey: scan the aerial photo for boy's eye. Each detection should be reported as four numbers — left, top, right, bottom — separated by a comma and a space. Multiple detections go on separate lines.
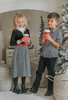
48, 20, 50, 22
22, 21, 23, 23
51, 20, 53, 22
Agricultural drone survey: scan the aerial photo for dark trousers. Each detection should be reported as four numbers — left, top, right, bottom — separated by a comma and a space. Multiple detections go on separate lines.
33, 56, 57, 91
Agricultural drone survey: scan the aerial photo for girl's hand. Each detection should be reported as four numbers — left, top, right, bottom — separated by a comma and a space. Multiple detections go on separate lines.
20, 37, 26, 43
27, 37, 30, 43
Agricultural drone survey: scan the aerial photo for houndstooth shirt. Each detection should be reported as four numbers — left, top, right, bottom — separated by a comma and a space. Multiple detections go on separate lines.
41, 27, 62, 58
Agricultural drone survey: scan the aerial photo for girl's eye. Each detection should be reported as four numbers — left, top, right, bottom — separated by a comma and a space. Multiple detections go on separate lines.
22, 21, 23, 23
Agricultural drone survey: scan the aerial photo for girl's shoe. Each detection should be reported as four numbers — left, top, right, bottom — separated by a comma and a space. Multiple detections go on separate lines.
13, 84, 22, 94
21, 84, 27, 93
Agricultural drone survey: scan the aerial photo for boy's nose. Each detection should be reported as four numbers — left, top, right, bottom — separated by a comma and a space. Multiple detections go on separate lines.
49, 21, 51, 23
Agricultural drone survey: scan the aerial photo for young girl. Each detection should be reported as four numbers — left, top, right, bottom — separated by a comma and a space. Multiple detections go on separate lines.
10, 13, 31, 94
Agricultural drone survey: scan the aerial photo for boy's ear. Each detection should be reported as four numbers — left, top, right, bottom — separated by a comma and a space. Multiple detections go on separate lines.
56, 21, 59, 25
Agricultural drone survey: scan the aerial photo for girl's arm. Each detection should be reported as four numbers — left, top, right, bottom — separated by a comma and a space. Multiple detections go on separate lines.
27, 29, 31, 45
19, 29, 31, 44
19, 37, 26, 43
16, 29, 31, 44
10, 30, 17, 46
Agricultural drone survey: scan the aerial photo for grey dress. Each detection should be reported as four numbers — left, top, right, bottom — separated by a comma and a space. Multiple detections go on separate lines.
10, 29, 31, 78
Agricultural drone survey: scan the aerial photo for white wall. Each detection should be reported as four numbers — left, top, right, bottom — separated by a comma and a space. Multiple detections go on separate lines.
0, 0, 67, 14
56, 0, 68, 14
0, 31, 4, 61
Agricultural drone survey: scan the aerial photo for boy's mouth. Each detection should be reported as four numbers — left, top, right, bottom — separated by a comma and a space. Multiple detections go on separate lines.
49, 25, 52, 27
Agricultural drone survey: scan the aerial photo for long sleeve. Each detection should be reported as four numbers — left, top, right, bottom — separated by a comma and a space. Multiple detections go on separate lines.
17, 40, 20, 44
27, 30, 32, 46
10, 30, 17, 46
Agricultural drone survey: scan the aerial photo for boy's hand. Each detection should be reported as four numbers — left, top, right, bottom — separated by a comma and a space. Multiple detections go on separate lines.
44, 34, 52, 41
43, 34, 46, 39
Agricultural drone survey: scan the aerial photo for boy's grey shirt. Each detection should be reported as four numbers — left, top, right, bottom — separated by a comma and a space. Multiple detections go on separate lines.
41, 27, 62, 58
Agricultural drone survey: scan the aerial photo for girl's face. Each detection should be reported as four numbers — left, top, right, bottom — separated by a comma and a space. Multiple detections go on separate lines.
16, 17, 25, 28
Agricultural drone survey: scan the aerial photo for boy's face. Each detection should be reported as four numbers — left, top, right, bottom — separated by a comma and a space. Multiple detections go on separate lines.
48, 18, 59, 30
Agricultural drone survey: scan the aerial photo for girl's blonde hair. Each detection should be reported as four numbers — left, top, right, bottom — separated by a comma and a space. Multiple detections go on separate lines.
13, 13, 29, 29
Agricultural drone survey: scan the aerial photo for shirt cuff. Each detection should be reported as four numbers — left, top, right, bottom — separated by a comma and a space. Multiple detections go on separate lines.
17, 40, 20, 44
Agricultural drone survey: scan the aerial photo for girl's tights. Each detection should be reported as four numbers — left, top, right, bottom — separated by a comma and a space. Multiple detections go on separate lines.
13, 77, 18, 85
13, 77, 26, 85
21, 77, 26, 84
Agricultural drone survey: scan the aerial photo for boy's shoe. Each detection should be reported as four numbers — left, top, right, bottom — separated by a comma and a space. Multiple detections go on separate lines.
45, 90, 53, 96
27, 87, 37, 93
21, 84, 27, 93
13, 84, 22, 94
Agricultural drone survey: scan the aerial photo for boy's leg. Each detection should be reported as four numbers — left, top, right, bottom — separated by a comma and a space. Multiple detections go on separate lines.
45, 58, 57, 96
27, 56, 46, 93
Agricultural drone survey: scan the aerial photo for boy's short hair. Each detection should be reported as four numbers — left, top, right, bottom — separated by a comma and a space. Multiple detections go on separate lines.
47, 12, 60, 22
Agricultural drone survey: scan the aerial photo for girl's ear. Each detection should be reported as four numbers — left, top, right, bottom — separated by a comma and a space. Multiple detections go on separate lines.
14, 23, 15, 25
14, 22, 17, 26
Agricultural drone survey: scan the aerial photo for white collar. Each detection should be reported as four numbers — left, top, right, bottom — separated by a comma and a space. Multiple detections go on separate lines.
16, 27, 25, 34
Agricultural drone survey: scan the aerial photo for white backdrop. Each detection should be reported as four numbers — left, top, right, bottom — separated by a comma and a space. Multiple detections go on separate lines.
0, 0, 67, 13
0, 31, 4, 61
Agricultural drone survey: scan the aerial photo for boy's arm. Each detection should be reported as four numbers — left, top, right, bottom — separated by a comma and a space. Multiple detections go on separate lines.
41, 33, 46, 45
41, 38, 45, 45
44, 33, 62, 48
50, 37, 60, 48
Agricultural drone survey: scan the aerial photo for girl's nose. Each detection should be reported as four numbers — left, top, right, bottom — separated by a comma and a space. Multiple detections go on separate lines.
20, 22, 21, 25
20, 23, 22, 25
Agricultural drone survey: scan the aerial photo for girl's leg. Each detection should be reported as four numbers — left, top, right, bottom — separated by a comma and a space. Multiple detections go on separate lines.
13, 77, 18, 85
13, 77, 22, 94
21, 77, 27, 93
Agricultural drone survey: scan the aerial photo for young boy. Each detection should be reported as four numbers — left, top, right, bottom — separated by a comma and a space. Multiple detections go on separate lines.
27, 12, 62, 96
